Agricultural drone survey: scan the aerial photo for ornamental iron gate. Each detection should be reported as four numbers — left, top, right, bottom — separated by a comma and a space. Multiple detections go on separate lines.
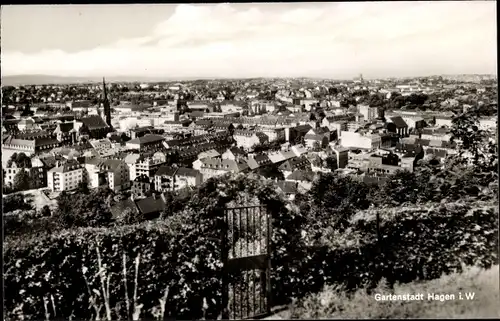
221, 205, 272, 320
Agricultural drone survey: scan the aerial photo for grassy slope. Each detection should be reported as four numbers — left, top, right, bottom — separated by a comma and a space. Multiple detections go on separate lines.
284, 265, 499, 319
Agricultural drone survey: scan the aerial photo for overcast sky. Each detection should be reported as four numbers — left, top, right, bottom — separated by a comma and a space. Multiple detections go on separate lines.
1, 2, 497, 79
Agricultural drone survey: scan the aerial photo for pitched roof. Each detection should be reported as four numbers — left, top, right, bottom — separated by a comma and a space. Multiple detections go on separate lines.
55, 122, 75, 133
254, 132, 269, 143
294, 124, 313, 133
304, 134, 325, 141
198, 149, 220, 159
80, 115, 109, 130
267, 151, 286, 163
134, 174, 151, 183
280, 150, 297, 160
275, 180, 298, 194
101, 159, 125, 171
110, 198, 138, 219
195, 119, 213, 127
124, 153, 141, 164
175, 167, 200, 177
414, 139, 431, 146
34, 155, 64, 169
234, 129, 255, 137
279, 156, 310, 171
286, 170, 316, 182
128, 134, 165, 145
246, 154, 272, 170
306, 153, 323, 166
199, 158, 249, 172
390, 116, 408, 128
291, 144, 308, 156
90, 138, 113, 150
226, 146, 246, 156
155, 165, 177, 177
48, 159, 82, 173
3, 135, 60, 149
135, 195, 166, 216
429, 140, 443, 147
130, 126, 154, 133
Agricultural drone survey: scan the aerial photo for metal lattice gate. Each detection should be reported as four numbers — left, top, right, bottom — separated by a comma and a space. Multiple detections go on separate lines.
221, 205, 272, 320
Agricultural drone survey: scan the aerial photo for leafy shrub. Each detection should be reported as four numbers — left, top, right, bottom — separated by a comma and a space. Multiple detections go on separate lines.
3, 194, 33, 213
4, 173, 306, 320
5, 172, 497, 320
40, 205, 51, 217
297, 201, 499, 295
4, 211, 62, 239
4, 215, 207, 320
54, 187, 115, 229
178, 172, 308, 307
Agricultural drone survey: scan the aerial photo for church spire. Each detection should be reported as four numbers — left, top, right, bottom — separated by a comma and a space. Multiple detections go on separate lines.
102, 77, 112, 128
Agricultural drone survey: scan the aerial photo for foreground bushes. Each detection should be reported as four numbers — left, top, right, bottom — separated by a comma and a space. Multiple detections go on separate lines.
4, 215, 215, 320
293, 201, 499, 298
4, 174, 303, 320
288, 265, 500, 319
4, 173, 498, 320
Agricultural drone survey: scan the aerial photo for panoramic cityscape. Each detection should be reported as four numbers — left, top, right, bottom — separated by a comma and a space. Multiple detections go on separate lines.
2, 2, 499, 320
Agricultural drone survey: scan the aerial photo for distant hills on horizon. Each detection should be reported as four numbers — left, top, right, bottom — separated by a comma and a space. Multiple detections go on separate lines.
2, 73, 497, 86
1, 75, 219, 86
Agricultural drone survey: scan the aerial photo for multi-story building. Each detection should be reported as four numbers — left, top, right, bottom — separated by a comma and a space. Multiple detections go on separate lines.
358, 105, 378, 121
330, 146, 349, 169
278, 156, 311, 178
258, 126, 286, 142
340, 131, 381, 150
126, 134, 166, 151
434, 116, 453, 128
77, 115, 113, 139
83, 158, 130, 192
250, 101, 276, 115
420, 128, 452, 142
366, 154, 402, 176
154, 166, 177, 192
285, 170, 316, 191
233, 130, 269, 150
2, 134, 60, 155
304, 127, 331, 149
125, 151, 167, 181
196, 158, 249, 182
387, 116, 409, 137
172, 167, 202, 191
47, 160, 84, 192
132, 174, 152, 199
4, 162, 30, 188
17, 118, 39, 131
221, 147, 247, 161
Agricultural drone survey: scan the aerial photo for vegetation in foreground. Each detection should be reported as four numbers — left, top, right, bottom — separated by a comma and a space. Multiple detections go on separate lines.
287, 265, 500, 319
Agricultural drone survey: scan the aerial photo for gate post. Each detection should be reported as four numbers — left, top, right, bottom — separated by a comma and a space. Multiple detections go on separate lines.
221, 211, 229, 320
265, 206, 272, 316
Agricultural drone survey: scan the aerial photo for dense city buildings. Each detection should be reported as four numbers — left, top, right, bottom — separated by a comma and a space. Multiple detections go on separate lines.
2, 75, 497, 195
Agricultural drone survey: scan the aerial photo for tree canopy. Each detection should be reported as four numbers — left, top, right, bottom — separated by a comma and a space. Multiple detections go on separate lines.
13, 170, 31, 192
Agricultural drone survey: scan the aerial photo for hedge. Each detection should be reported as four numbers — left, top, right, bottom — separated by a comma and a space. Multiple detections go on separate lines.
295, 201, 499, 296
5, 174, 497, 320
4, 173, 306, 320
